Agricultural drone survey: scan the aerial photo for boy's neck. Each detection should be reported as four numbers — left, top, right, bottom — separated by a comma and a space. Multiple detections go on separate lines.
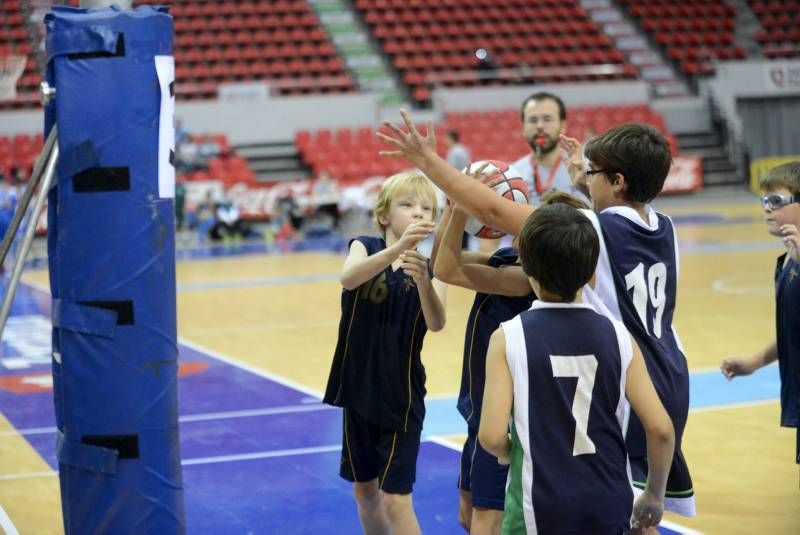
604, 199, 649, 224
538, 288, 582, 303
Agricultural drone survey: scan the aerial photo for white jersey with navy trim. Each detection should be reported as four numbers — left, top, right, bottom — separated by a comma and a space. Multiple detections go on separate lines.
502, 300, 633, 534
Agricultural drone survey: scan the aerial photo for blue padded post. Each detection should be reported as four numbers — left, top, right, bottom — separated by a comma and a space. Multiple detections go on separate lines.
44, 5, 184, 533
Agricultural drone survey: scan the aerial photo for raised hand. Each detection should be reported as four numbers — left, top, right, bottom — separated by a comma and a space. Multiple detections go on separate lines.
559, 134, 588, 193
449, 161, 494, 212
399, 249, 431, 287
396, 220, 436, 252
377, 109, 437, 168
781, 224, 799, 263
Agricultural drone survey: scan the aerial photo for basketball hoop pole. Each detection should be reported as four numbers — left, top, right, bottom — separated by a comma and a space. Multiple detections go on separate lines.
0, 126, 57, 266
0, 127, 59, 339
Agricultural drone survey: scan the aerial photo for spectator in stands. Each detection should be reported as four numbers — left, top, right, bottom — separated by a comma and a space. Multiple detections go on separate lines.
312, 170, 341, 229
444, 131, 470, 172
0, 178, 17, 247
209, 192, 259, 242
474, 48, 499, 85
175, 176, 187, 230
511, 92, 590, 206
175, 117, 189, 146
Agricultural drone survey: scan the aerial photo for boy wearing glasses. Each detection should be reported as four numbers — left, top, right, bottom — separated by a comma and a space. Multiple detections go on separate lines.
721, 161, 800, 466
378, 116, 697, 518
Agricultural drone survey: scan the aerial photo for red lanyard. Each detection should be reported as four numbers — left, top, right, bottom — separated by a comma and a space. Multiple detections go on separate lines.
529, 153, 562, 195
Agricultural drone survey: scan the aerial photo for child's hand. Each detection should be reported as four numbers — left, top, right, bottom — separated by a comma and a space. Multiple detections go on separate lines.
559, 134, 587, 190
720, 356, 757, 380
781, 224, 799, 263
630, 490, 663, 533
399, 250, 431, 287
377, 110, 437, 167
449, 161, 495, 214
397, 221, 435, 252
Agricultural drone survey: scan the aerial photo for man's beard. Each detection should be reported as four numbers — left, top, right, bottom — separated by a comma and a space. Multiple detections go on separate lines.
527, 134, 559, 156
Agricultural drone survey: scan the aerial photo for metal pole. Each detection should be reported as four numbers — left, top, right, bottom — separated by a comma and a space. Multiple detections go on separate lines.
0, 126, 56, 266
0, 138, 59, 339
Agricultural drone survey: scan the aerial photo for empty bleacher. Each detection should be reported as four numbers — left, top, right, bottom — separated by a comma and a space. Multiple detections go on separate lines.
750, 0, 800, 59
618, 0, 745, 76
354, 0, 637, 104
0, 0, 41, 110
140, 0, 358, 99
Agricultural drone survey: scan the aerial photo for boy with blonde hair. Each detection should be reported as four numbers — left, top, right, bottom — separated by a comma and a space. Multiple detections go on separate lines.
324, 171, 447, 535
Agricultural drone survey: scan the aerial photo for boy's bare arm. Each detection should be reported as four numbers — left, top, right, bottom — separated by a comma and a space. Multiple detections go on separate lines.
340, 222, 434, 290
625, 337, 674, 531
400, 249, 447, 332
720, 341, 778, 380
378, 110, 533, 236
478, 329, 513, 465
429, 201, 455, 266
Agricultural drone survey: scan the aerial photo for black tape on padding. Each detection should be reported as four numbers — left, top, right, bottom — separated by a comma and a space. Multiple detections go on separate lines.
82, 435, 140, 459
72, 167, 130, 193
68, 33, 126, 60
79, 300, 134, 325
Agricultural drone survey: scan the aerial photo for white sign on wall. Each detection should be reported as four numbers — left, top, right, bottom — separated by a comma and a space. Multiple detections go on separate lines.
764, 62, 800, 92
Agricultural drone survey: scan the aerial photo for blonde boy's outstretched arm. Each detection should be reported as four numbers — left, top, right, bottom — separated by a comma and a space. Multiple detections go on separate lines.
340, 221, 435, 290
377, 110, 533, 236
625, 336, 674, 532
478, 329, 513, 465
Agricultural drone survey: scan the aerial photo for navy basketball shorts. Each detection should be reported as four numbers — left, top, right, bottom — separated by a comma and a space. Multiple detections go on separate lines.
458, 426, 508, 510
339, 408, 421, 495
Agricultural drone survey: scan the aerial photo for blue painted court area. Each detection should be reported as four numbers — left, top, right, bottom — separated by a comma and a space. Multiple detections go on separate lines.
0, 281, 772, 533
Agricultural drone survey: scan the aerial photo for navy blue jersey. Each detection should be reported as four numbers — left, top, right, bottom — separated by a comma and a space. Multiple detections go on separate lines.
775, 254, 800, 430
587, 209, 689, 458
457, 247, 535, 430
323, 236, 429, 433
502, 301, 633, 534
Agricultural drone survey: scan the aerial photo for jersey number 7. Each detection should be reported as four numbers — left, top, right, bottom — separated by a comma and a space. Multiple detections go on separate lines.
550, 355, 598, 456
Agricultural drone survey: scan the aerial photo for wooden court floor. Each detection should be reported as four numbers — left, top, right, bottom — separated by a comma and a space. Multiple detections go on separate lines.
4, 190, 800, 534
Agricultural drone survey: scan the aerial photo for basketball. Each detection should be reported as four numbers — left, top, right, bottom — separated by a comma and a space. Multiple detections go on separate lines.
462, 160, 529, 239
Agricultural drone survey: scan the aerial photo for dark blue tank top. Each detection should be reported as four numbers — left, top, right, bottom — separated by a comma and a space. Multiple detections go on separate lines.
597, 211, 689, 456
775, 254, 800, 429
457, 247, 534, 430
323, 236, 429, 433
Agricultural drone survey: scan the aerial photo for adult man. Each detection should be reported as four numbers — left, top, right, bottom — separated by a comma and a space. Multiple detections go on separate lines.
445, 130, 470, 172
511, 92, 590, 206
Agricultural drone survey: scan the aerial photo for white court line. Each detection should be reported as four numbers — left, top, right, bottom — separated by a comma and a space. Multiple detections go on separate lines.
690, 398, 777, 414
182, 444, 342, 466
0, 403, 336, 438
178, 337, 325, 399
660, 519, 704, 535
0, 470, 56, 481
0, 505, 20, 535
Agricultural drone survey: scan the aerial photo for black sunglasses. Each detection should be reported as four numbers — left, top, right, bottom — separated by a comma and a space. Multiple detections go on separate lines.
761, 193, 800, 210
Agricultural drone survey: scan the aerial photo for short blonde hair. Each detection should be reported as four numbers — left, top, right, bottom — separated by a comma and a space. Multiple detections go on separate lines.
373, 171, 439, 235
760, 161, 800, 196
